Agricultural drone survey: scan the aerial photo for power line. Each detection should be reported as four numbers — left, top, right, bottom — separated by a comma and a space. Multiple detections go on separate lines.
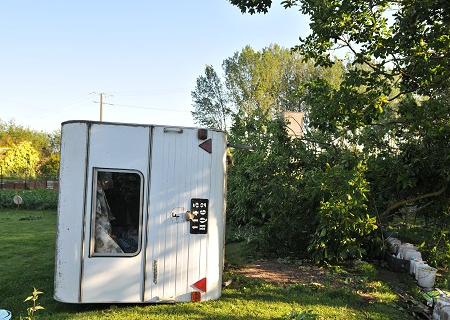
110, 103, 190, 113
109, 88, 194, 97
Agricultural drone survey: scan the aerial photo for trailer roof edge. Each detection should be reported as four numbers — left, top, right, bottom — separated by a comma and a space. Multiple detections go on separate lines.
61, 120, 227, 134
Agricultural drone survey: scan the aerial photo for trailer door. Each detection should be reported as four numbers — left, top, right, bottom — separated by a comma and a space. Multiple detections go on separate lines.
80, 124, 150, 303
144, 126, 214, 302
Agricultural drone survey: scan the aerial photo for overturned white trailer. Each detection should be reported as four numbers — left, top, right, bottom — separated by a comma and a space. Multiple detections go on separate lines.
54, 121, 227, 303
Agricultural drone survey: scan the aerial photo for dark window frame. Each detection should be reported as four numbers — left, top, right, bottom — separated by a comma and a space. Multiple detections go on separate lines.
90, 168, 144, 257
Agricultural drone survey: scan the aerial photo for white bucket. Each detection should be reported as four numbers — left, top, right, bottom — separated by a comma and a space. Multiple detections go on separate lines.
403, 249, 422, 261
389, 239, 402, 254
396, 244, 415, 258
433, 297, 450, 320
415, 261, 428, 280
387, 236, 399, 244
440, 304, 450, 320
410, 258, 422, 275
418, 266, 437, 288
399, 243, 417, 256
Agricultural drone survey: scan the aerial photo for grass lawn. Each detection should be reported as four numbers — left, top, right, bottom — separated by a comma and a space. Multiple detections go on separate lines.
0, 209, 413, 320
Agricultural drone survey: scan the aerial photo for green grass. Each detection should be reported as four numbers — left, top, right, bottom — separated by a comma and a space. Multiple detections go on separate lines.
0, 209, 412, 320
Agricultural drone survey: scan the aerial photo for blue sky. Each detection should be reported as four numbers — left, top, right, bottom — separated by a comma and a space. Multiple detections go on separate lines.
0, 1, 309, 132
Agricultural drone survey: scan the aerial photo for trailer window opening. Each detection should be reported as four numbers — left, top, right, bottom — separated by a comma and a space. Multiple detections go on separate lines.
92, 169, 143, 256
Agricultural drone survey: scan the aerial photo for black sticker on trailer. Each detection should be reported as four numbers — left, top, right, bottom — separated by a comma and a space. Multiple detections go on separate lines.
190, 198, 208, 234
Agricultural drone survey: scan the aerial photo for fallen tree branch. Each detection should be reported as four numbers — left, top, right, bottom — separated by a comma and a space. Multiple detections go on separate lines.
380, 187, 446, 217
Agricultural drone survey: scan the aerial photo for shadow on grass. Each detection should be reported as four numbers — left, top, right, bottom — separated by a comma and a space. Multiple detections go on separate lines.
0, 209, 410, 320
36, 282, 405, 320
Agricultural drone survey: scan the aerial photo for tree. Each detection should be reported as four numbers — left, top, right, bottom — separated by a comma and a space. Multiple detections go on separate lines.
228, 0, 450, 265
39, 153, 60, 179
224, 45, 314, 119
230, 0, 450, 108
203, 45, 350, 259
191, 45, 327, 132
227, 117, 316, 257
44, 129, 61, 155
0, 141, 40, 179
191, 65, 231, 131
0, 119, 54, 157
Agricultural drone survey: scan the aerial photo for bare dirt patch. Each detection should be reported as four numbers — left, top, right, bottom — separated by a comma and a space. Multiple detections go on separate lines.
232, 260, 330, 286
232, 259, 431, 319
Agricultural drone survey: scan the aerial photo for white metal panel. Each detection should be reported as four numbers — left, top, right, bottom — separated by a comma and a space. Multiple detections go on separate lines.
204, 130, 227, 300
54, 122, 88, 303
144, 127, 199, 301
81, 123, 150, 303
145, 127, 226, 302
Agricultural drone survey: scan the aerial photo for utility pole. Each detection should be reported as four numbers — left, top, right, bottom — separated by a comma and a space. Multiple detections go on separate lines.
92, 92, 112, 121
99, 93, 104, 121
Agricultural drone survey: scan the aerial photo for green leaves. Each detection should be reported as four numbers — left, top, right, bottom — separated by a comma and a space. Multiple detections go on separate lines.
39, 153, 60, 179
191, 65, 231, 131
307, 160, 376, 263
230, 0, 450, 128
21, 287, 44, 320
23, 288, 43, 303
0, 141, 40, 179
228, 0, 273, 14
227, 117, 314, 256
224, 0, 450, 266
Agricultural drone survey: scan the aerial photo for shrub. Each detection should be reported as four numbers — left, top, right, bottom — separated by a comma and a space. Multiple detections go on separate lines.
0, 189, 57, 210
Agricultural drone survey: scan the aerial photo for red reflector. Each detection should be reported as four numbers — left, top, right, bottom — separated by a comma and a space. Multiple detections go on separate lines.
199, 139, 212, 154
198, 128, 208, 140
192, 277, 207, 292
191, 291, 201, 302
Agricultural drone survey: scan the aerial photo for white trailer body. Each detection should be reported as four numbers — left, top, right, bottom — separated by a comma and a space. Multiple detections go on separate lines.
54, 121, 227, 303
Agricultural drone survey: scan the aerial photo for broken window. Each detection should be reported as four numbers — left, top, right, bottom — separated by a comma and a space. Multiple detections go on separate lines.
91, 169, 143, 256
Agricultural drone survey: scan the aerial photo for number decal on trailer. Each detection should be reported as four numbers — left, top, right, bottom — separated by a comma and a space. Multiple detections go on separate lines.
190, 199, 208, 234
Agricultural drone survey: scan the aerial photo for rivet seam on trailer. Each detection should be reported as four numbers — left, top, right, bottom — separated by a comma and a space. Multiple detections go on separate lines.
153, 260, 158, 284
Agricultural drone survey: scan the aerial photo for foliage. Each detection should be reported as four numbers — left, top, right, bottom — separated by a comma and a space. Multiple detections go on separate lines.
0, 189, 58, 210
227, 118, 314, 257
0, 119, 60, 180
224, 240, 255, 266
21, 288, 44, 320
0, 141, 40, 179
227, 116, 380, 262
282, 310, 318, 320
39, 153, 60, 179
0, 119, 58, 157
223, 44, 314, 118
191, 65, 231, 131
224, 1, 450, 267
192, 45, 361, 261
219, 46, 380, 262
44, 129, 61, 155
202, 44, 379, 262
363, 95, 450, 215
229, 0, 450, 97
306, 161, 377, 262
229, 0, 273, 14
193, 45, 343, 130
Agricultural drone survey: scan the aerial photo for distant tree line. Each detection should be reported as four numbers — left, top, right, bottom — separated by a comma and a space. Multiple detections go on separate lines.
0, 119, 60, 181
